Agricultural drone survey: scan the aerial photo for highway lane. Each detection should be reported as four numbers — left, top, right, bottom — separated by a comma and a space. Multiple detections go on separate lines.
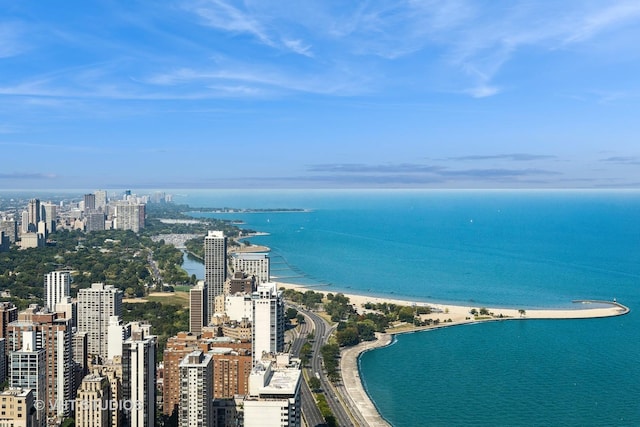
287, 305, 326, 427
299, 306, 355, 427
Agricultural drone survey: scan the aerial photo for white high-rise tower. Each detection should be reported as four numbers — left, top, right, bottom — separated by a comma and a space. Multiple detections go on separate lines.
252, 282, 285, 365
77, 283, 123, 362
45, 271, 71, 312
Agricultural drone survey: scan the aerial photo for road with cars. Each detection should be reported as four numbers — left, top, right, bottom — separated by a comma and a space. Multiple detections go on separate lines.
289, 303, 357, 427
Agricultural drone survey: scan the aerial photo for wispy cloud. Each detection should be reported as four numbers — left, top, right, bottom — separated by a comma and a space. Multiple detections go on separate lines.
0, 22, 27, 58
564, 2, 640, 44
0, 172, 57, 180
183, 0, 314, 57
308, 163, 444, 173
600, 156, 640, 165
304, 161, 561, 186
186, 0, 273, 45
447, 154, 557, 161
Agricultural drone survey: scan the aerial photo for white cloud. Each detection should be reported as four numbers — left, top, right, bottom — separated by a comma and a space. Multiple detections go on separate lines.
564, 1, 640, 44
282, 39, 313, 57
0, 22, 27, 58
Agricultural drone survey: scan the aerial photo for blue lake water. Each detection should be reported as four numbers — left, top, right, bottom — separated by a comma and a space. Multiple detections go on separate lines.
181, 189, 640, 426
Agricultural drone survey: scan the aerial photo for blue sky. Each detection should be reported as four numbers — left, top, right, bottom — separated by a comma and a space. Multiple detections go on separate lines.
1, 1, 640, 189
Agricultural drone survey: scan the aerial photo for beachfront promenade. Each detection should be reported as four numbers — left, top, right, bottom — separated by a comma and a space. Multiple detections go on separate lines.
336, 298, 629, 427
280, 281, 630, 427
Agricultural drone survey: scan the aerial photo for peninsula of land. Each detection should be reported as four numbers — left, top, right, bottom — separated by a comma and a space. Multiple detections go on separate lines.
277, 282, 629, 427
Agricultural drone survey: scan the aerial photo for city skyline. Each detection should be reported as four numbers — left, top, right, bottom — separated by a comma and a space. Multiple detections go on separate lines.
1, 1, 640, 189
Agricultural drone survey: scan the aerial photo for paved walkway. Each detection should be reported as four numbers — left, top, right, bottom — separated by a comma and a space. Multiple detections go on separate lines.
340, 333, 393, 427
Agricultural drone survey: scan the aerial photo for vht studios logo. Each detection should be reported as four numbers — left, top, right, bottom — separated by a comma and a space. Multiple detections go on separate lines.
34, 399, 143, 412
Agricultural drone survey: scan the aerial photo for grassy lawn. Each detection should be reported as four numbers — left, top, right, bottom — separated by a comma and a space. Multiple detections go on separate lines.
147, 290, 190, 307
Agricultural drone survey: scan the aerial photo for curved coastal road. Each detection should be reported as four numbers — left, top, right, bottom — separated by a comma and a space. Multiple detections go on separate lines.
295, 305, 356, 427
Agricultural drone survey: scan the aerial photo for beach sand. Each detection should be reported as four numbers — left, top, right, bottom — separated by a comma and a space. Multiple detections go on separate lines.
277, 281, 629, 427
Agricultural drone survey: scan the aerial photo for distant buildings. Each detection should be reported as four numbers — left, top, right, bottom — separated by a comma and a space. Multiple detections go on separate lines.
85, 211, 106, 232
41, 202, 57, 234
27, 199, 40, 233
0, 218, 17, 243
113, 202, 145, 233
83, 194, 96, 213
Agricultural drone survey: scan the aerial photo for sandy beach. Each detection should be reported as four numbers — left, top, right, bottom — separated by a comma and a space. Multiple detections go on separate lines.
277, 281, 629, 427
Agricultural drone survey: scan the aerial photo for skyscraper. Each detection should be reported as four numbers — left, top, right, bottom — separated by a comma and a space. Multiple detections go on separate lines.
0, 218, 18, 243
10, 330, 46, 426
77, 283, 123, 362
94, 190, 107, 212
7, 309, 74, 423
162, 332, 201, 418
122, 329, 156, 427
83, 194, 96, 213
45, 271, 71, 312
189, 281, 207, 333
41, 202, 57, 234
204, 230, 227, 317
86, 212, 106, 232
27, 199, 40, 232
251, 282, 285, 365
113, 202, 145, 233
178, 350, 213, 427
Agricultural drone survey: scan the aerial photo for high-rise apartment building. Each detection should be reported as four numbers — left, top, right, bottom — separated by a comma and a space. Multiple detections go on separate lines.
41, 202, 57, 234
0, 387, 37, 427
20, 211, 29, 234
0, 302, 18, 339
10, 330, 46, 426
244, 354, 301, 427
7, 309, 74, 423
113, 202, 145, 233
252, 282, 285, 364
204, 230, 227, 317
83, 194, 96, 213
178, 350, 213, 427
122, 329, 156, 427
75, 374, 112, 427
27, 199, 40, 232
212, 346, 252, 399
86, 212, 106, 232
231, 253, 270, 283
189, 281, 207, 333
0, 218, 18, 243
162, 332, 203, 417
45, 271, 71, 312
77, 283, 123, 362
94, 190, 107, 212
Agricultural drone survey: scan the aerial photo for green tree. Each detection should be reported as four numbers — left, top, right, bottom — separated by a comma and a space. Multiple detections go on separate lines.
308, 376, 321, 391
398, 306, 415, 323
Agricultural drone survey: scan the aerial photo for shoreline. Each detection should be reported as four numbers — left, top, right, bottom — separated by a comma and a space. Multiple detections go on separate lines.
277, 282, 629, 427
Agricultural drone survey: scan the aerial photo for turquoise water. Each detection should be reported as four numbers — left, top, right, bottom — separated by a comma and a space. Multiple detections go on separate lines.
182, 189, 640, 426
